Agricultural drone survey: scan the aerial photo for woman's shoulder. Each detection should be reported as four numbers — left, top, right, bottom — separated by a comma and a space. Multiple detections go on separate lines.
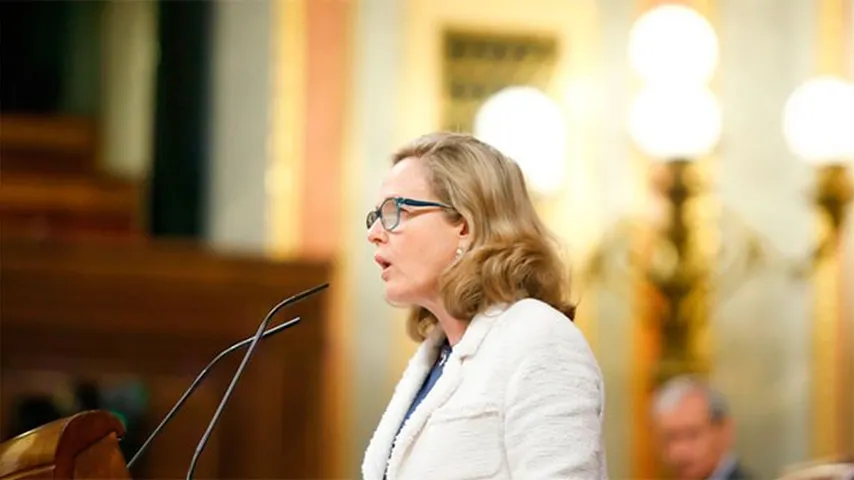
485, 298, 596, 361
498, 298, 580, 336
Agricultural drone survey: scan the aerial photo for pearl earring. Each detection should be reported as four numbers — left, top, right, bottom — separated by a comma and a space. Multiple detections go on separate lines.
455, 247, 464, 258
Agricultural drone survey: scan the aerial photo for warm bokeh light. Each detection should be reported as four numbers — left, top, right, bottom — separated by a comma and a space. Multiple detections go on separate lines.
628, 85, 722, 160
473, 85, 569, 195
782, 76, 854, 164
627, 4, 719, 86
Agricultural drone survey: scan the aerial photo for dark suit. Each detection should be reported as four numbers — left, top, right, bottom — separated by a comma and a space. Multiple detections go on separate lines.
717, 460, 751, 480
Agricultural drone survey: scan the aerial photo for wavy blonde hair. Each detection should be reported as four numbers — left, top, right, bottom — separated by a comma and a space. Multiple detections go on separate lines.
393, 132, 575, 341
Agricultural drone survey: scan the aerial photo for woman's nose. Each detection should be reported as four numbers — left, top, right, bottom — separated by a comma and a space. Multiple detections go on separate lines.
367, 218, 386, 245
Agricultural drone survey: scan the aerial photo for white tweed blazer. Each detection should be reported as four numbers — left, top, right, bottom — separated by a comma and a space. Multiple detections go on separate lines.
361, 298, 608, 480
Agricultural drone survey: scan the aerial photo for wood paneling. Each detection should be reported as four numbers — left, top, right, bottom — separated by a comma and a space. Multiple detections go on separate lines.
0, 115, 97, 176
0, 238, 332, 479
0, 115, 144, 240
0, 174, 143, 240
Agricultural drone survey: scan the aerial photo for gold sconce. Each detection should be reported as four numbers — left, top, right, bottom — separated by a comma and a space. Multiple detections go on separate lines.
783, 76, 854, 262
625, 4, 725, 384
587, 4, 768, 385
814, 164, 853, 235
641, 159, 712, 383
782, 75, 854, 459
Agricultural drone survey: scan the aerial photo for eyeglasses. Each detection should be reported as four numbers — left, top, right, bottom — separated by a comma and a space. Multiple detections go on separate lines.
366, 196, 454, 231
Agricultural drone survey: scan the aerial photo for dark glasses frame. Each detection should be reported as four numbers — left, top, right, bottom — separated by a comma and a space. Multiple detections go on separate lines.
366, 196, 454, 231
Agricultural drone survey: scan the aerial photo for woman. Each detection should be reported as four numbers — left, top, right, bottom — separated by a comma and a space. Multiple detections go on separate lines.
361, 132, 607, 480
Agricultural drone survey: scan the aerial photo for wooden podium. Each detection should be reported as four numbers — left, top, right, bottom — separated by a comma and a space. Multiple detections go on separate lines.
0, 410, 130, 479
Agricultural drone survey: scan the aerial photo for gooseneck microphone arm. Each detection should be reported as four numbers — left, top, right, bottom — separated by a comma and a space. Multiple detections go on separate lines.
125, 316, 302, 469
185, 282, 329, 480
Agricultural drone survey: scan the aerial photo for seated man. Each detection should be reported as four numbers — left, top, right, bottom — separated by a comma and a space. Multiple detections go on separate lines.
651, 375, 750, 480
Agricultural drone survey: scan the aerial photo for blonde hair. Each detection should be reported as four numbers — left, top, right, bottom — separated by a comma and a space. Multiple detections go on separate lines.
392, 132, 575, 341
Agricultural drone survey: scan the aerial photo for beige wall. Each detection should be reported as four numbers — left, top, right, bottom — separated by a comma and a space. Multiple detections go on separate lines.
711, 0, 816, 476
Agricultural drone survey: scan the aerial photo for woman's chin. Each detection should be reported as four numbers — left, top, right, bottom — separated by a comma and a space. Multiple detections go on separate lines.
384, 298, 410, 309
383, 292, 407, 308
382, 286, 414, 308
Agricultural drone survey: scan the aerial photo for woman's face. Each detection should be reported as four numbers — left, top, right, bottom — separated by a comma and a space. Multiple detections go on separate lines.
367, 157, 466, 309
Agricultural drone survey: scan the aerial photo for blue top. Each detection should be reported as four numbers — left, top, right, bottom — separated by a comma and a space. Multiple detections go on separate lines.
390, 340, 452, 455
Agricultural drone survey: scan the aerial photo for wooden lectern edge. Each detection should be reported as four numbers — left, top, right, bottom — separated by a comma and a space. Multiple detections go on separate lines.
0, 410, 127, 479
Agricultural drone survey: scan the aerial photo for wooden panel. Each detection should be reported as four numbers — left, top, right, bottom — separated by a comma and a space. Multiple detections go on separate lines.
0, 174, 143, 240
0, 238, 332, 479
0, 114, 143, 241
0, 115, 97, 176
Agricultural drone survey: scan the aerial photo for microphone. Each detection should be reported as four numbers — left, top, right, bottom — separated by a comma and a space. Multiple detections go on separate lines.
126, 318, 301, 469
123, 282, 329, 474
185, 282, 329, 480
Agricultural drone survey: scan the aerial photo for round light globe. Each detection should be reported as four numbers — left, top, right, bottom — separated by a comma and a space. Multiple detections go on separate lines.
628, 85, 722, 160
628, 4, 719, 86
782, 76, 854, 164
473, 85, 568, 195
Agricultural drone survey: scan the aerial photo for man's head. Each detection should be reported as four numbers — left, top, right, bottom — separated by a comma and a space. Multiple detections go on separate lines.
651, 375, 734, 480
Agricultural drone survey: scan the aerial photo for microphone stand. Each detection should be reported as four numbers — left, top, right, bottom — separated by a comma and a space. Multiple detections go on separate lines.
184, 282, 329, 479
126, 316, 301, 469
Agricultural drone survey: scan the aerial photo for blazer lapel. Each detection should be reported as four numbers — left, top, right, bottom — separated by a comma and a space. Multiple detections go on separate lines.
385, 354, 463, 478
361, 330, 444, 480
385, 305, 507, 479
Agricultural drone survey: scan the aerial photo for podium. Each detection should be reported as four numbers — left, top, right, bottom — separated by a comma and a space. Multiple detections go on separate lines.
0, 410, 130, 479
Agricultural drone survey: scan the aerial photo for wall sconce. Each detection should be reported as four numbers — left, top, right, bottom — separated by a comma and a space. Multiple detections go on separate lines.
473, 85, 569, 197
782, 75, 854, 459
783, 76, 854, 250
624, 4, 724, 383
628, 86, 722, 161
627, 4, 719, 87
626, 85, 726, 382
590, 3, 769, 384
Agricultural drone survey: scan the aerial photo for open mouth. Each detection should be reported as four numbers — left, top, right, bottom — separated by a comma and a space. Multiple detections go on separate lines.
374, 254, 391, 270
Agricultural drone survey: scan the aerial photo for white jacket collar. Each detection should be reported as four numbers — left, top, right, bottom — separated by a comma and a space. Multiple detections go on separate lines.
361, 303, 508, 480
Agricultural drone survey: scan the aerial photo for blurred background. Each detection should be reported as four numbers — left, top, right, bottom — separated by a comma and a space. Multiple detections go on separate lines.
0, 0, 852, 478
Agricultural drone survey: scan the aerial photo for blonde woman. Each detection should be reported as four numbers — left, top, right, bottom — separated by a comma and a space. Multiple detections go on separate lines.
361, 132, 607, 480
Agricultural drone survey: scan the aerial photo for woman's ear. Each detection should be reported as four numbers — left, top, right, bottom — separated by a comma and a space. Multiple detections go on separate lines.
456, 216, 471, 243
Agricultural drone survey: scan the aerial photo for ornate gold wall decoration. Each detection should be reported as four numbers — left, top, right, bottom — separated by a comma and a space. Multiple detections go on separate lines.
440, 30, 558, 132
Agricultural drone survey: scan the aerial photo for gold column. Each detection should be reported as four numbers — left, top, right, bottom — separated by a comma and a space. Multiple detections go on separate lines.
267, 0, 306, 259
269, 0, 356, 475
811, 0, 851, 460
